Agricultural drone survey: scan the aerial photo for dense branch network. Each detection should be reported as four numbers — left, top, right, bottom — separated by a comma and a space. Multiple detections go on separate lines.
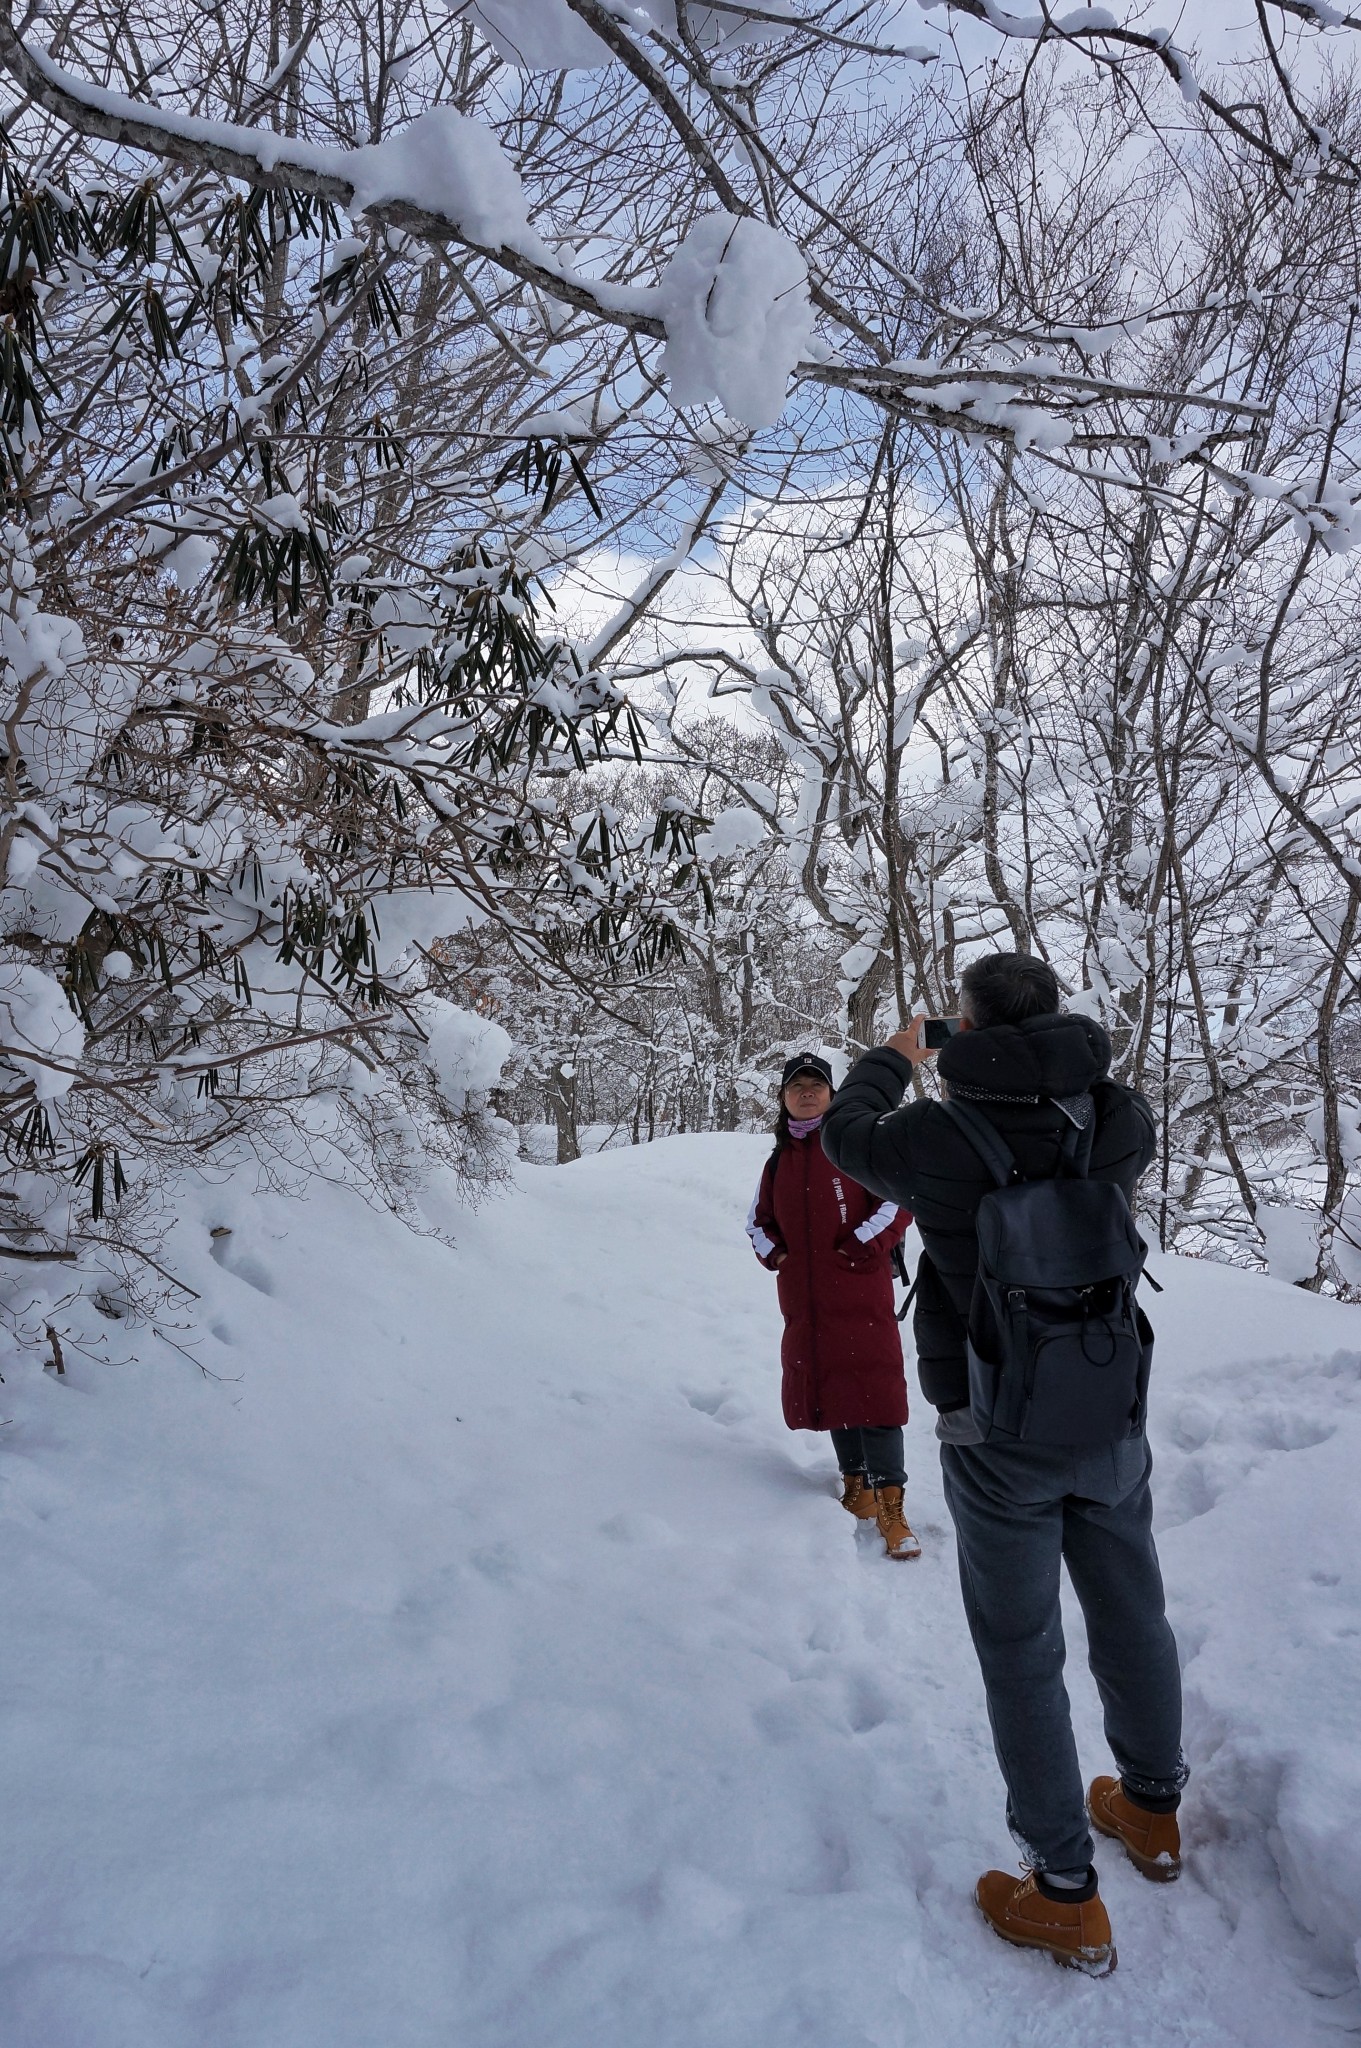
0, 0, 1356, 1309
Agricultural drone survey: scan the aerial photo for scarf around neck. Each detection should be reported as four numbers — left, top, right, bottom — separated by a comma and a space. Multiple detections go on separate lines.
787, 1114, 824, 1140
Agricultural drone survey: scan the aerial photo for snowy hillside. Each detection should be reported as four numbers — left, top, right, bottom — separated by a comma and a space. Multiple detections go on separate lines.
2, 1135, 1359, 2047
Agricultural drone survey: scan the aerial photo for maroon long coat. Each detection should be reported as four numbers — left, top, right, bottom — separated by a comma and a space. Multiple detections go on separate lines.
746, 1129, 910, 1431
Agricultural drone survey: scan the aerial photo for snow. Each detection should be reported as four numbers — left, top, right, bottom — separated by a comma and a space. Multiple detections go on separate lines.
1258, 1203, 1319, 1283
18, 39, 833, 436
468, 0, 610, 70
346, 109, 540, 255
1291, 480, 1361, 555
369, 586, 442, 654
0, 960, 85, 1100
22, 45, 542, 260
695, 804, 766, 857
1145, 29, 1202, 105
838, 938, 881, 981
4, 832, 41, 885
658, 213, 814, 430
417, 998, 513, 1110
254, 493, 311, 535
511, 406, 593, 440
1334, 1188, 1361, 1287
1, 1135, 1359, 2043
162, 533, 215, 589
352, 884, 482, 972
2, 600, 140, 804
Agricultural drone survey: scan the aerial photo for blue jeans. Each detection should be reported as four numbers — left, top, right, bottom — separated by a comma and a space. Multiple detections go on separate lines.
940, 1434, 1185, 1873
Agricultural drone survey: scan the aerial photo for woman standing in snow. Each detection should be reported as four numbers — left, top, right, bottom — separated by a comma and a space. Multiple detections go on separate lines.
746, 1054, 918, 1559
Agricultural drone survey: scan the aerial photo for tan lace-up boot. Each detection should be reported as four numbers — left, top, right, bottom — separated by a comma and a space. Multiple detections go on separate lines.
975, 1870, 1115, 1975
839, 1471, 879, 1519
1088, 1776, 1182, 1881
873, 1484, 922, 1560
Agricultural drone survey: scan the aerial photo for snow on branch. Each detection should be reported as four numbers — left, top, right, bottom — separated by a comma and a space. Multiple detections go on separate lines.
0, 10, 662, 331
937, 0, 1361, 176
0, 5, 1277, 450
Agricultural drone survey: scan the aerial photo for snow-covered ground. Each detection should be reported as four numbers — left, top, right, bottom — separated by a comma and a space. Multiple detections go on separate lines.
2, 1134, 1359, 2046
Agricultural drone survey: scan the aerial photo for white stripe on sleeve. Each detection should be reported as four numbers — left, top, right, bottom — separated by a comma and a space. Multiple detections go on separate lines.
746, 1182, 778, 1260
854, 1199, 900, 1245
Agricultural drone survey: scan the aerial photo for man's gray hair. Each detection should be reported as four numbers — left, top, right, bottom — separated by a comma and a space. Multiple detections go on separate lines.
959, 952, 1061, 1030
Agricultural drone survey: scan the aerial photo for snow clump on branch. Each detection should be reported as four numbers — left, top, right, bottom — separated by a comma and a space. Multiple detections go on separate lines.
345, 108, 544, 257
694, 806, 766, 858
0, 960, 84, 1101
658, 214, 814, 430
417, 999, 513, 1116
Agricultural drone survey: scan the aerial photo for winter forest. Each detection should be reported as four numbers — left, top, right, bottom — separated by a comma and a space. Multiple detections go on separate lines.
0, 0, 1356, 1294
2, 2, 1361, 2043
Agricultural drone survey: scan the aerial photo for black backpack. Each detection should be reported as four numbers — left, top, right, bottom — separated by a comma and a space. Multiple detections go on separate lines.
944, 1097, 1155, 1447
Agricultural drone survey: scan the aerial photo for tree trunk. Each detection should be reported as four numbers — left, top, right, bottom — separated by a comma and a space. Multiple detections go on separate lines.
547, 1063, 579, 1164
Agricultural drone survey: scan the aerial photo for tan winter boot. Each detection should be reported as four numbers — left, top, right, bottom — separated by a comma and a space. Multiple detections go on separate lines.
873, 1485, 922, 1560
839, 1471, 879, 1519
1088, 1776, 1182, 1882
975, 1870, 1115, 1975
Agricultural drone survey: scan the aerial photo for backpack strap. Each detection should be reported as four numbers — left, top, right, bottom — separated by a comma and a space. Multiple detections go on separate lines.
947, 1094, 1096, 1184
1056, 1097, 1096, 1180
942, 1099, 1017, 1189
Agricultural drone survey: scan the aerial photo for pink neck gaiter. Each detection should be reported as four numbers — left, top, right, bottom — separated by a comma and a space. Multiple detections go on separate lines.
788, 1114, 824, 1140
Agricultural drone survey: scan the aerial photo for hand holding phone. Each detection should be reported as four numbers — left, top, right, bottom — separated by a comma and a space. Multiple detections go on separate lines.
922, 1016, 962, 1050
886, 1013, 958, 1063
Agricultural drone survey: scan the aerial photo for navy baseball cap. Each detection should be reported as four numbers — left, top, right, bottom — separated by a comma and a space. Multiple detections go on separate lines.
781, 1052, 834, 1090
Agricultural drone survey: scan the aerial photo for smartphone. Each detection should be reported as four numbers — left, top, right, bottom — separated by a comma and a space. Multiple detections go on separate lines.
922, 1017, 961, 1049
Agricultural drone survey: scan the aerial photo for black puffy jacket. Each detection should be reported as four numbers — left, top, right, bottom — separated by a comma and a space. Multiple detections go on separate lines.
821, 1014, 1156, 1413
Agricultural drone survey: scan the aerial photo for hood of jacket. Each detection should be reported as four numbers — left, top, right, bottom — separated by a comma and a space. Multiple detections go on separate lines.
937, 1010, 1112, 1106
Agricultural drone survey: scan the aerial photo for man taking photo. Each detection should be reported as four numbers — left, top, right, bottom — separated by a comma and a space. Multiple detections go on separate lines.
822, 951, 1186, 1976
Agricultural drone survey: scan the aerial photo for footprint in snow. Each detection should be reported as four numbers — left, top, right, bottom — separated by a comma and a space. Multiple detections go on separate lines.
1159, 1458, 1223, 1529
469, 1541, 523, 1584
845, 1673, 893, 1734
683, 1387, 751, 1425
1243, 1406, 1335, 1452
683, 1387, 729, 1416
1167, 1399, 1218, 1452
1157, 1364, 1344, 1531
209, 1234, 275, 1296
650, 1864, 746, 1938
599, 1510, 678, 1548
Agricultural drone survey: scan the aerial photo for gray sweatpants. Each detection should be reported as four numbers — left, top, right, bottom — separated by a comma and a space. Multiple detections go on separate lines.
830, 1425, 906, 1487
939, 1433, 1186, 1874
